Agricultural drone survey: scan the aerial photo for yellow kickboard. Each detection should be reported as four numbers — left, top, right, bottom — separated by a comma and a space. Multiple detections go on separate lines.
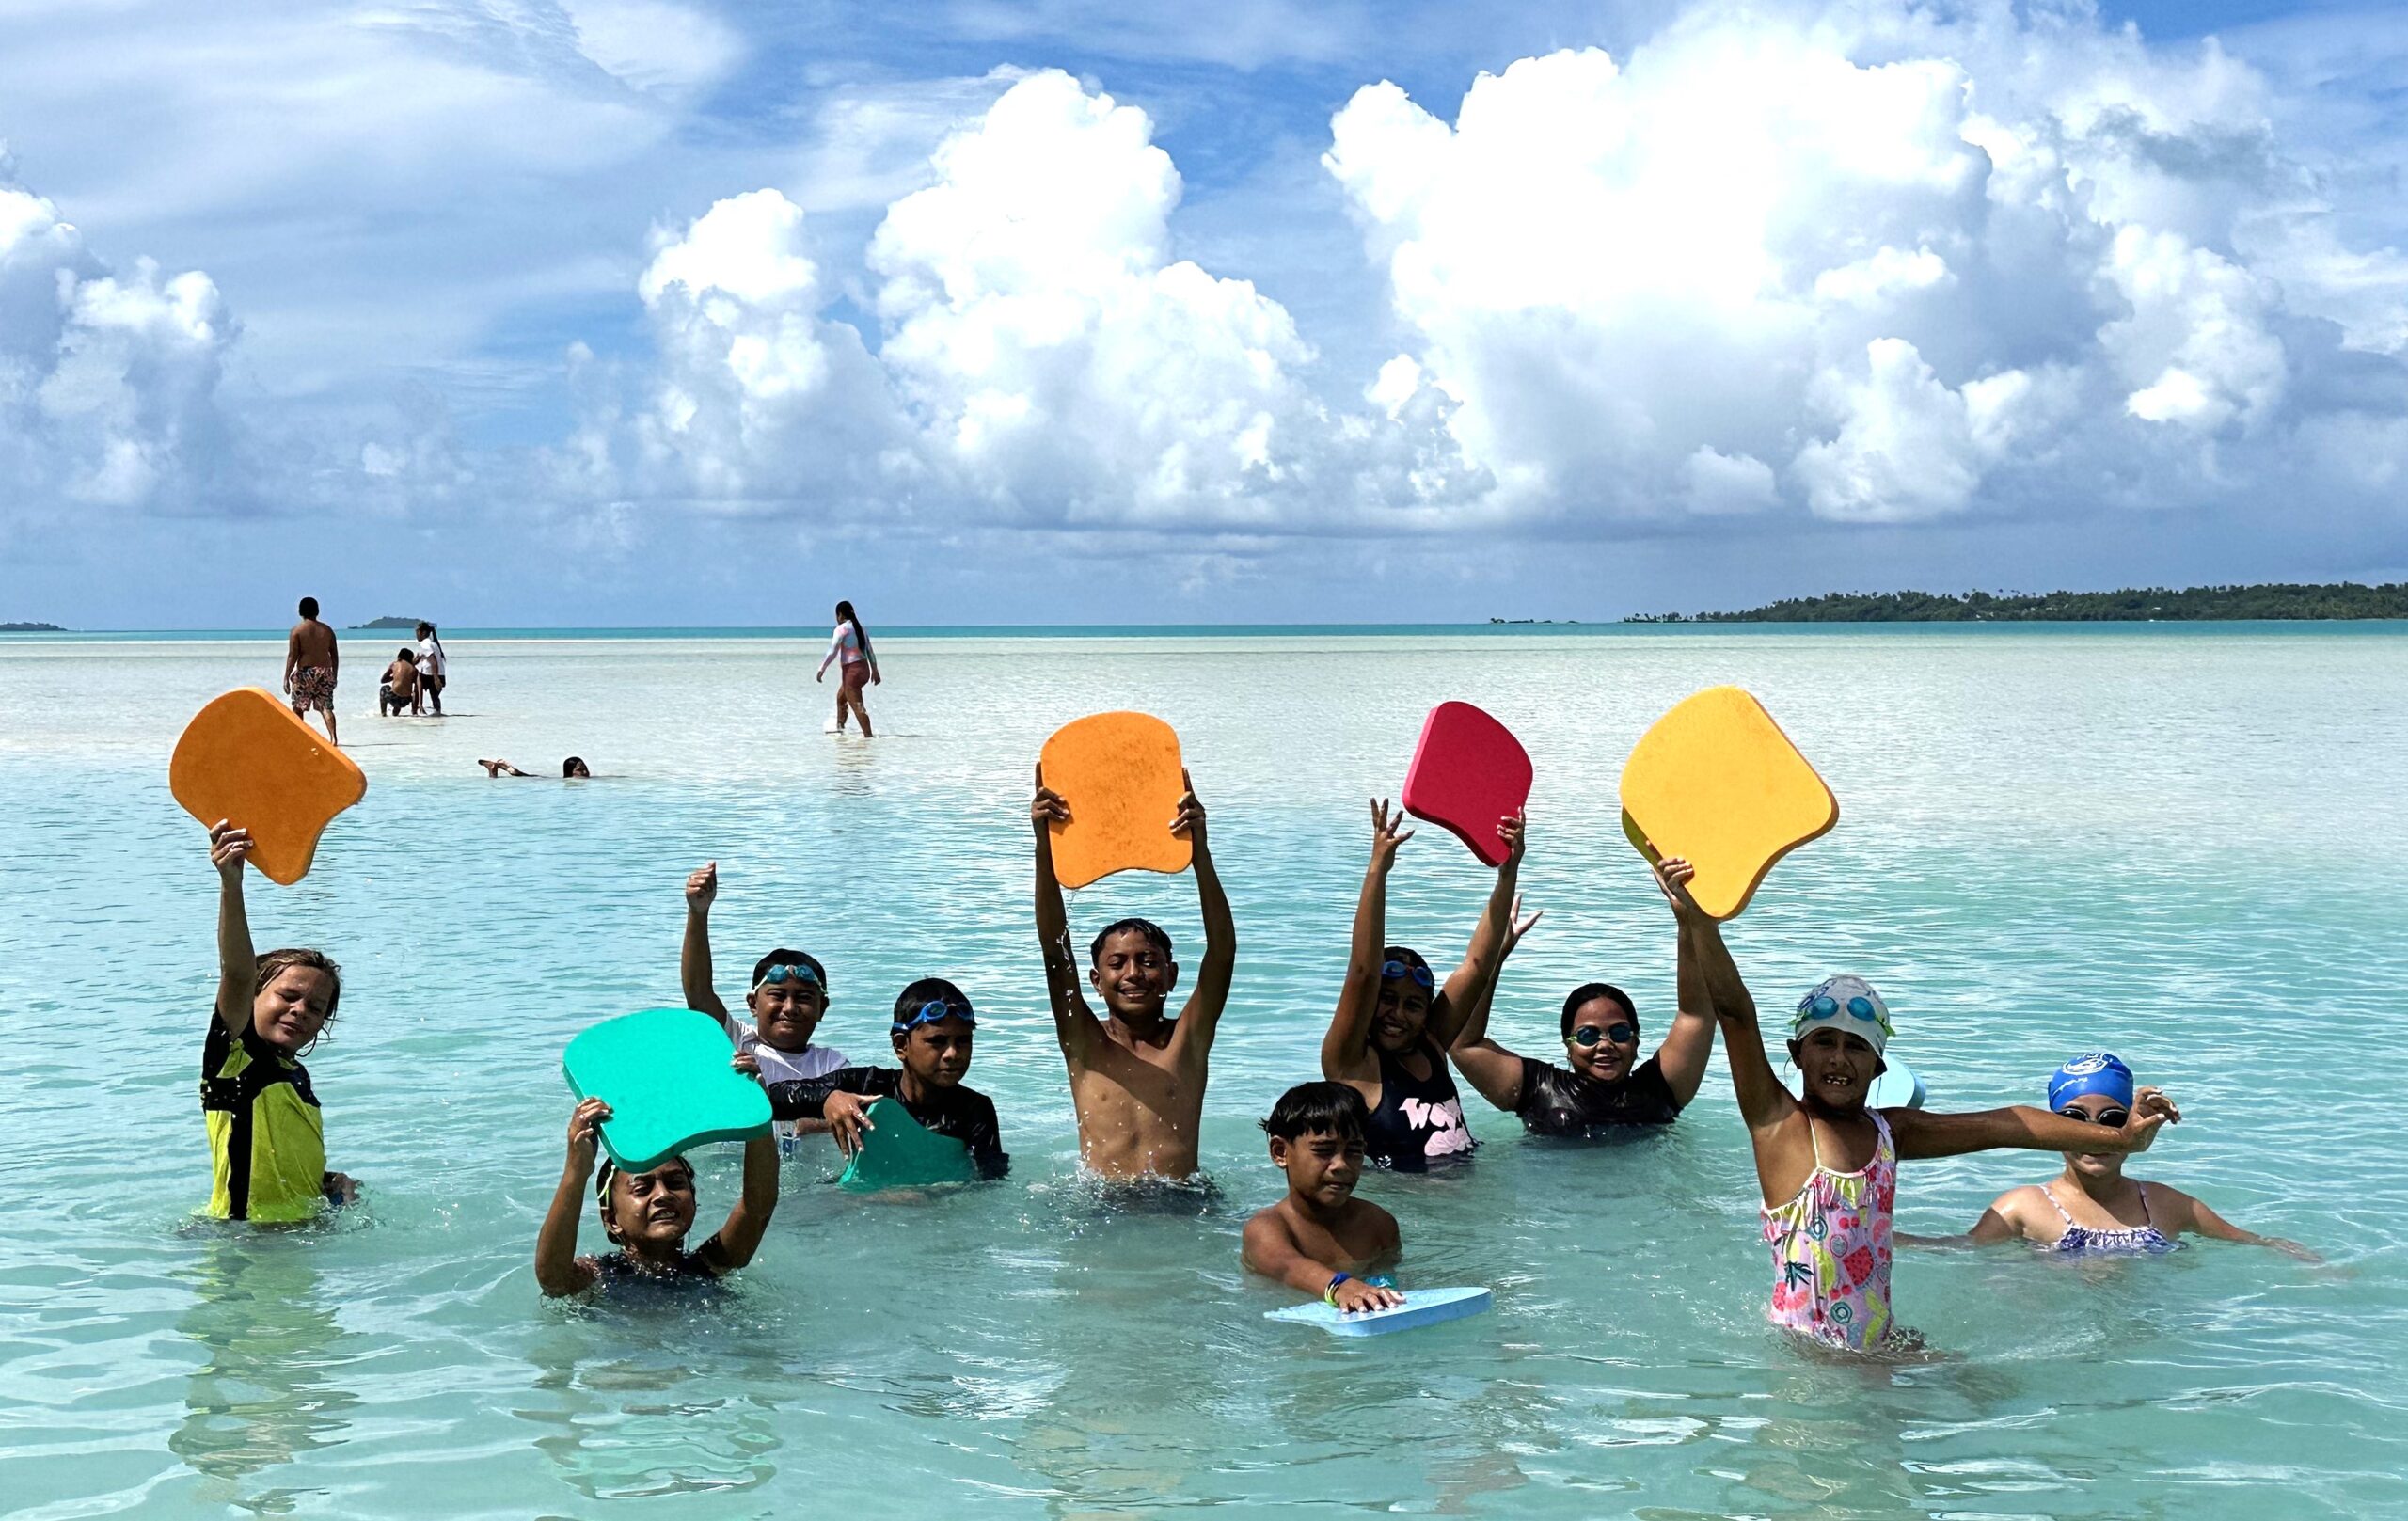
1619, 687, 1835, 920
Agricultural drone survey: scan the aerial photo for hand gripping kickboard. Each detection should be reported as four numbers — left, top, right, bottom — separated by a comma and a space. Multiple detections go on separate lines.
838, 1097, 977, 1192
1401, 702, 1531, 867
169, 689, 368, 884
1619, 686, 1836, 920
1038, 712, 1192, 890
1266, 1286, 1494, 1338
562, 1008, 771, 1172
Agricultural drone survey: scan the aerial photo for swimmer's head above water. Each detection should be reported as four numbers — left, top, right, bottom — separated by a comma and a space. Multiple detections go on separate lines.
250, 949, 341, 1056
2050, 1051, 2138, 1178
748, 949, 829, 1053
1088, 918, 1177, 1023
1787, 975, 1892, 1110
1559, 982, 1640, 1083
595, 1154, 698, 1250
1261, 1081, 1369, 1209
1371, 945, 1434, 1053
563, 757, 590, 778
891, 977, 976, 1087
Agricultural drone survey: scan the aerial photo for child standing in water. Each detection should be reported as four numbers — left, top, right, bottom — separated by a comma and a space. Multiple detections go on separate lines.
1242, 1082, 1406, 1313
1030, 766, 1234, 1183
681, 862, 846, 1148
534, 1097, 779, 1296
1319, 802, 1523, 1170
1920, 1053, 2315, 1259
755, 978, 1009, 1180
201, 821, 356, 1222
1673, 863, 2178, 1352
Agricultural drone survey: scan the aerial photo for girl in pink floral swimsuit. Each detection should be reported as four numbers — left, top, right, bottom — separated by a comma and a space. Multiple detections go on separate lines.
1646, 857, 2180, 1354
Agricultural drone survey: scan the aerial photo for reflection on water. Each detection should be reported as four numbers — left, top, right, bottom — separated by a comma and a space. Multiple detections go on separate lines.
170, 1234, 358, 1509
520, 1320, 786, 1499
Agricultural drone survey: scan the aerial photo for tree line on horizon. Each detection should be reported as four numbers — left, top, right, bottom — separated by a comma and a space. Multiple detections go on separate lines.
1624, 582, 2408, 623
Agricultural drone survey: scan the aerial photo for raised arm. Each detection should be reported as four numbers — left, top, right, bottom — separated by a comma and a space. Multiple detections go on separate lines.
1173, 770, 1236, 1051
1428, 812, 1524, 1049
536, 1099, 608, 1297
1659, 853, 1790, 1132
701, 1131, 780, 1273
209, 822, 258, 1036
1323, 800, 1410, 1081
1888, 1088, 2179, 1161
1649, 858, 1720, 1108
680, 862, 730, 1023
1031, 765, 1103, 1054
1445, 892, 1544, 1113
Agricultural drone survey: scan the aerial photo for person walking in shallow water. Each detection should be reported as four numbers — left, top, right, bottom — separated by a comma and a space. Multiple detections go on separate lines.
283, 597, 339, 747
816, 599, 879, 737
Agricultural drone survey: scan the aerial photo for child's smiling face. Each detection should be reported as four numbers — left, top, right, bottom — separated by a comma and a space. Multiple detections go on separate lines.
1272, 1128, 1364, 1209
1089, 929, 1177, 1020
1790, 1027, 1878, 1109
749, 978, 826, 1053
252, 966, 336, 1054
1372, 975, 1433, 1052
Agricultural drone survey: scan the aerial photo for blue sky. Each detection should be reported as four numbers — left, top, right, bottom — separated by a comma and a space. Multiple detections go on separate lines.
3, 0, 2405, 626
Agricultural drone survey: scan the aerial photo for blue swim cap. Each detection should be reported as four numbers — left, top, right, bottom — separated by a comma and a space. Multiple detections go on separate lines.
2047, 1052, 2134, 1111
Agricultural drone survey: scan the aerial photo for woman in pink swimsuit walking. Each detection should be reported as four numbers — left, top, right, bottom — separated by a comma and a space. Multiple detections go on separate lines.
816, 600, 879, 737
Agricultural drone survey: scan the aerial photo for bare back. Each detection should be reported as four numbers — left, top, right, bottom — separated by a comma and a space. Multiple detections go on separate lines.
290, 619, 336, 667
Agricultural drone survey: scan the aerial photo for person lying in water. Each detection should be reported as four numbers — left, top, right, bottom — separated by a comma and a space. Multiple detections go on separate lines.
1317, 801, 1520, 1170
1448, 850, 1719, 1136
535, 1095, 778, 1296
1679, 861, 2178, 1354
1030, 764, 1233, 1182
478, 757, 591, 778
753, 978, 1008, 1180
1242, 1082, 1405, 1315
1903, 1052, 2316, 1260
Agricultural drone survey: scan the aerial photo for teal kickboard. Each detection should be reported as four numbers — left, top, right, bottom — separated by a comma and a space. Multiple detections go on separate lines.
838, 1097, 977, 1192
1870, 1054, 1926, 1111
1265, 1285, 1493, 1337
562, 1007, 771, 1172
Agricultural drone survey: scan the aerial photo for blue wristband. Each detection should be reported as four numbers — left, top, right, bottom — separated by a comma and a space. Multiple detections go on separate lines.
1324, 1272, 1352, 1306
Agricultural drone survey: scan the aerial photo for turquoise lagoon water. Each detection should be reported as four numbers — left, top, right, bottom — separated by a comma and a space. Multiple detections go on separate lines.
2, 626, 2404, 1517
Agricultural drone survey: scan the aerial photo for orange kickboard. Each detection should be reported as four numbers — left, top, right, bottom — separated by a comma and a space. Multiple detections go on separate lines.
1038, 712, 1191, 891
169, 688, 367, 884
1618, 687, 1834, 920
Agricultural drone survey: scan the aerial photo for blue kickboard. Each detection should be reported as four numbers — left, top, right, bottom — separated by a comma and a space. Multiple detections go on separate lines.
563, 1007, 771, 1172
1265, 1285, 1493, 1337
1870, 1054, 1926, 1111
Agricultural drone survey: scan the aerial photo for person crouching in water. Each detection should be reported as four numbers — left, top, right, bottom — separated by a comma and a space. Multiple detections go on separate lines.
1242, 1082, 1407, 1315
754, 979, 1008, 1179
535, 1096, 779, 1296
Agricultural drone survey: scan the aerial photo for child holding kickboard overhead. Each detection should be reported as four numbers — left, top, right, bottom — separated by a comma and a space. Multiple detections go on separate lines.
1029, 724, 1235, 1185
754, 979, 1009, 1181
201, 821, 357, 1222
535, 1096, 779, 1296
681, 862, 846, 1148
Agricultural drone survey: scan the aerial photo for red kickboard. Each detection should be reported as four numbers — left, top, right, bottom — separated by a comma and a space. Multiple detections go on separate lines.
1401, 702, 1531, 867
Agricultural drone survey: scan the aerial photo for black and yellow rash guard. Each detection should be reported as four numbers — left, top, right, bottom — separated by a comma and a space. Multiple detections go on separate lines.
200, 1014, 326, 1223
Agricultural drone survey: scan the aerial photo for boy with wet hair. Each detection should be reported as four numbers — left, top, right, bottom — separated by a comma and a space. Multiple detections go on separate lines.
535, 1096, 779, 1295
755, 978, 1007, 1179
1242, 1081, 1404, 1313
1030, 766, 1235, 1181
680, 862, 846, 1147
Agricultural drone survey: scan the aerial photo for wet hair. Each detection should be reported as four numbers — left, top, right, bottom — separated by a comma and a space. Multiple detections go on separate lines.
894, 976, 974, 1024
1089, 917, 1173, 965
1261, 1080, 1369, 1143
253, 947, 342, 1026
562, 757, 589, 777
1560, 982, 1639, 1041
594, 1155, 695, 1244
396, 645, 415, 660
1382, 945, 1431, 988
750, 947, 828, 991
834, 600, 872, 663
297, 596, 319, 619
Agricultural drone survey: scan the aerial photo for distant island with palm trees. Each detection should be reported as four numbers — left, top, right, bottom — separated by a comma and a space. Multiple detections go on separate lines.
1625, 582, 2408, 623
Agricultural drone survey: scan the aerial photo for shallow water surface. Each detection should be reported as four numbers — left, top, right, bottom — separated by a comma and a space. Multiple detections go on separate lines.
2, 626, 2404, 1517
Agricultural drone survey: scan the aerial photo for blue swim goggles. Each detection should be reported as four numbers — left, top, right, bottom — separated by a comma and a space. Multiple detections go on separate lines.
1381, 960, 1435, 990
1801, 993, 1878, 1022
893, 1000, 976, 1036
753, 963, 822, 991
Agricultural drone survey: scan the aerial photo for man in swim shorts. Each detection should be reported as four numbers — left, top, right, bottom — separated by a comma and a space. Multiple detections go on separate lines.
283, 596, 339, 745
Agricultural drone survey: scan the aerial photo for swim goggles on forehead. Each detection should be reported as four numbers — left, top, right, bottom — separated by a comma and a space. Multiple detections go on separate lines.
752, 964, 822, 991
892, 1000, 976, 1036
1570, 1022, 1638, 1048
1800, 993, 1880, 1023
1381, 960, 1435, 990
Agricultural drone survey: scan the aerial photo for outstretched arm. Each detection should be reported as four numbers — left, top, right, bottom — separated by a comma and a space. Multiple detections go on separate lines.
680, 863, 730, 1022
1648, 858, 1720, 1109
1241, 1211, 1406, 1311
1323, 800, 1410, 1082
1446, 892, 1544, 1113
1173, 771, 1236, 1050
1032, 765, 1104, 1055
210, 822, 257, 1037
2166, 1187, 2321, 1260
1889, 1089, 2180, 1161
1429, 812, 1525, 1050
702, 1132, 780, 1274
536, 1099, 608, 1297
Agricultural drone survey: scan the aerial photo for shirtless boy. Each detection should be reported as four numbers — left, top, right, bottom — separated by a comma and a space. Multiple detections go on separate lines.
1030, 763, 1234, 1182
284, 596, 339, 745
1241, 1082, 1404, 1313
